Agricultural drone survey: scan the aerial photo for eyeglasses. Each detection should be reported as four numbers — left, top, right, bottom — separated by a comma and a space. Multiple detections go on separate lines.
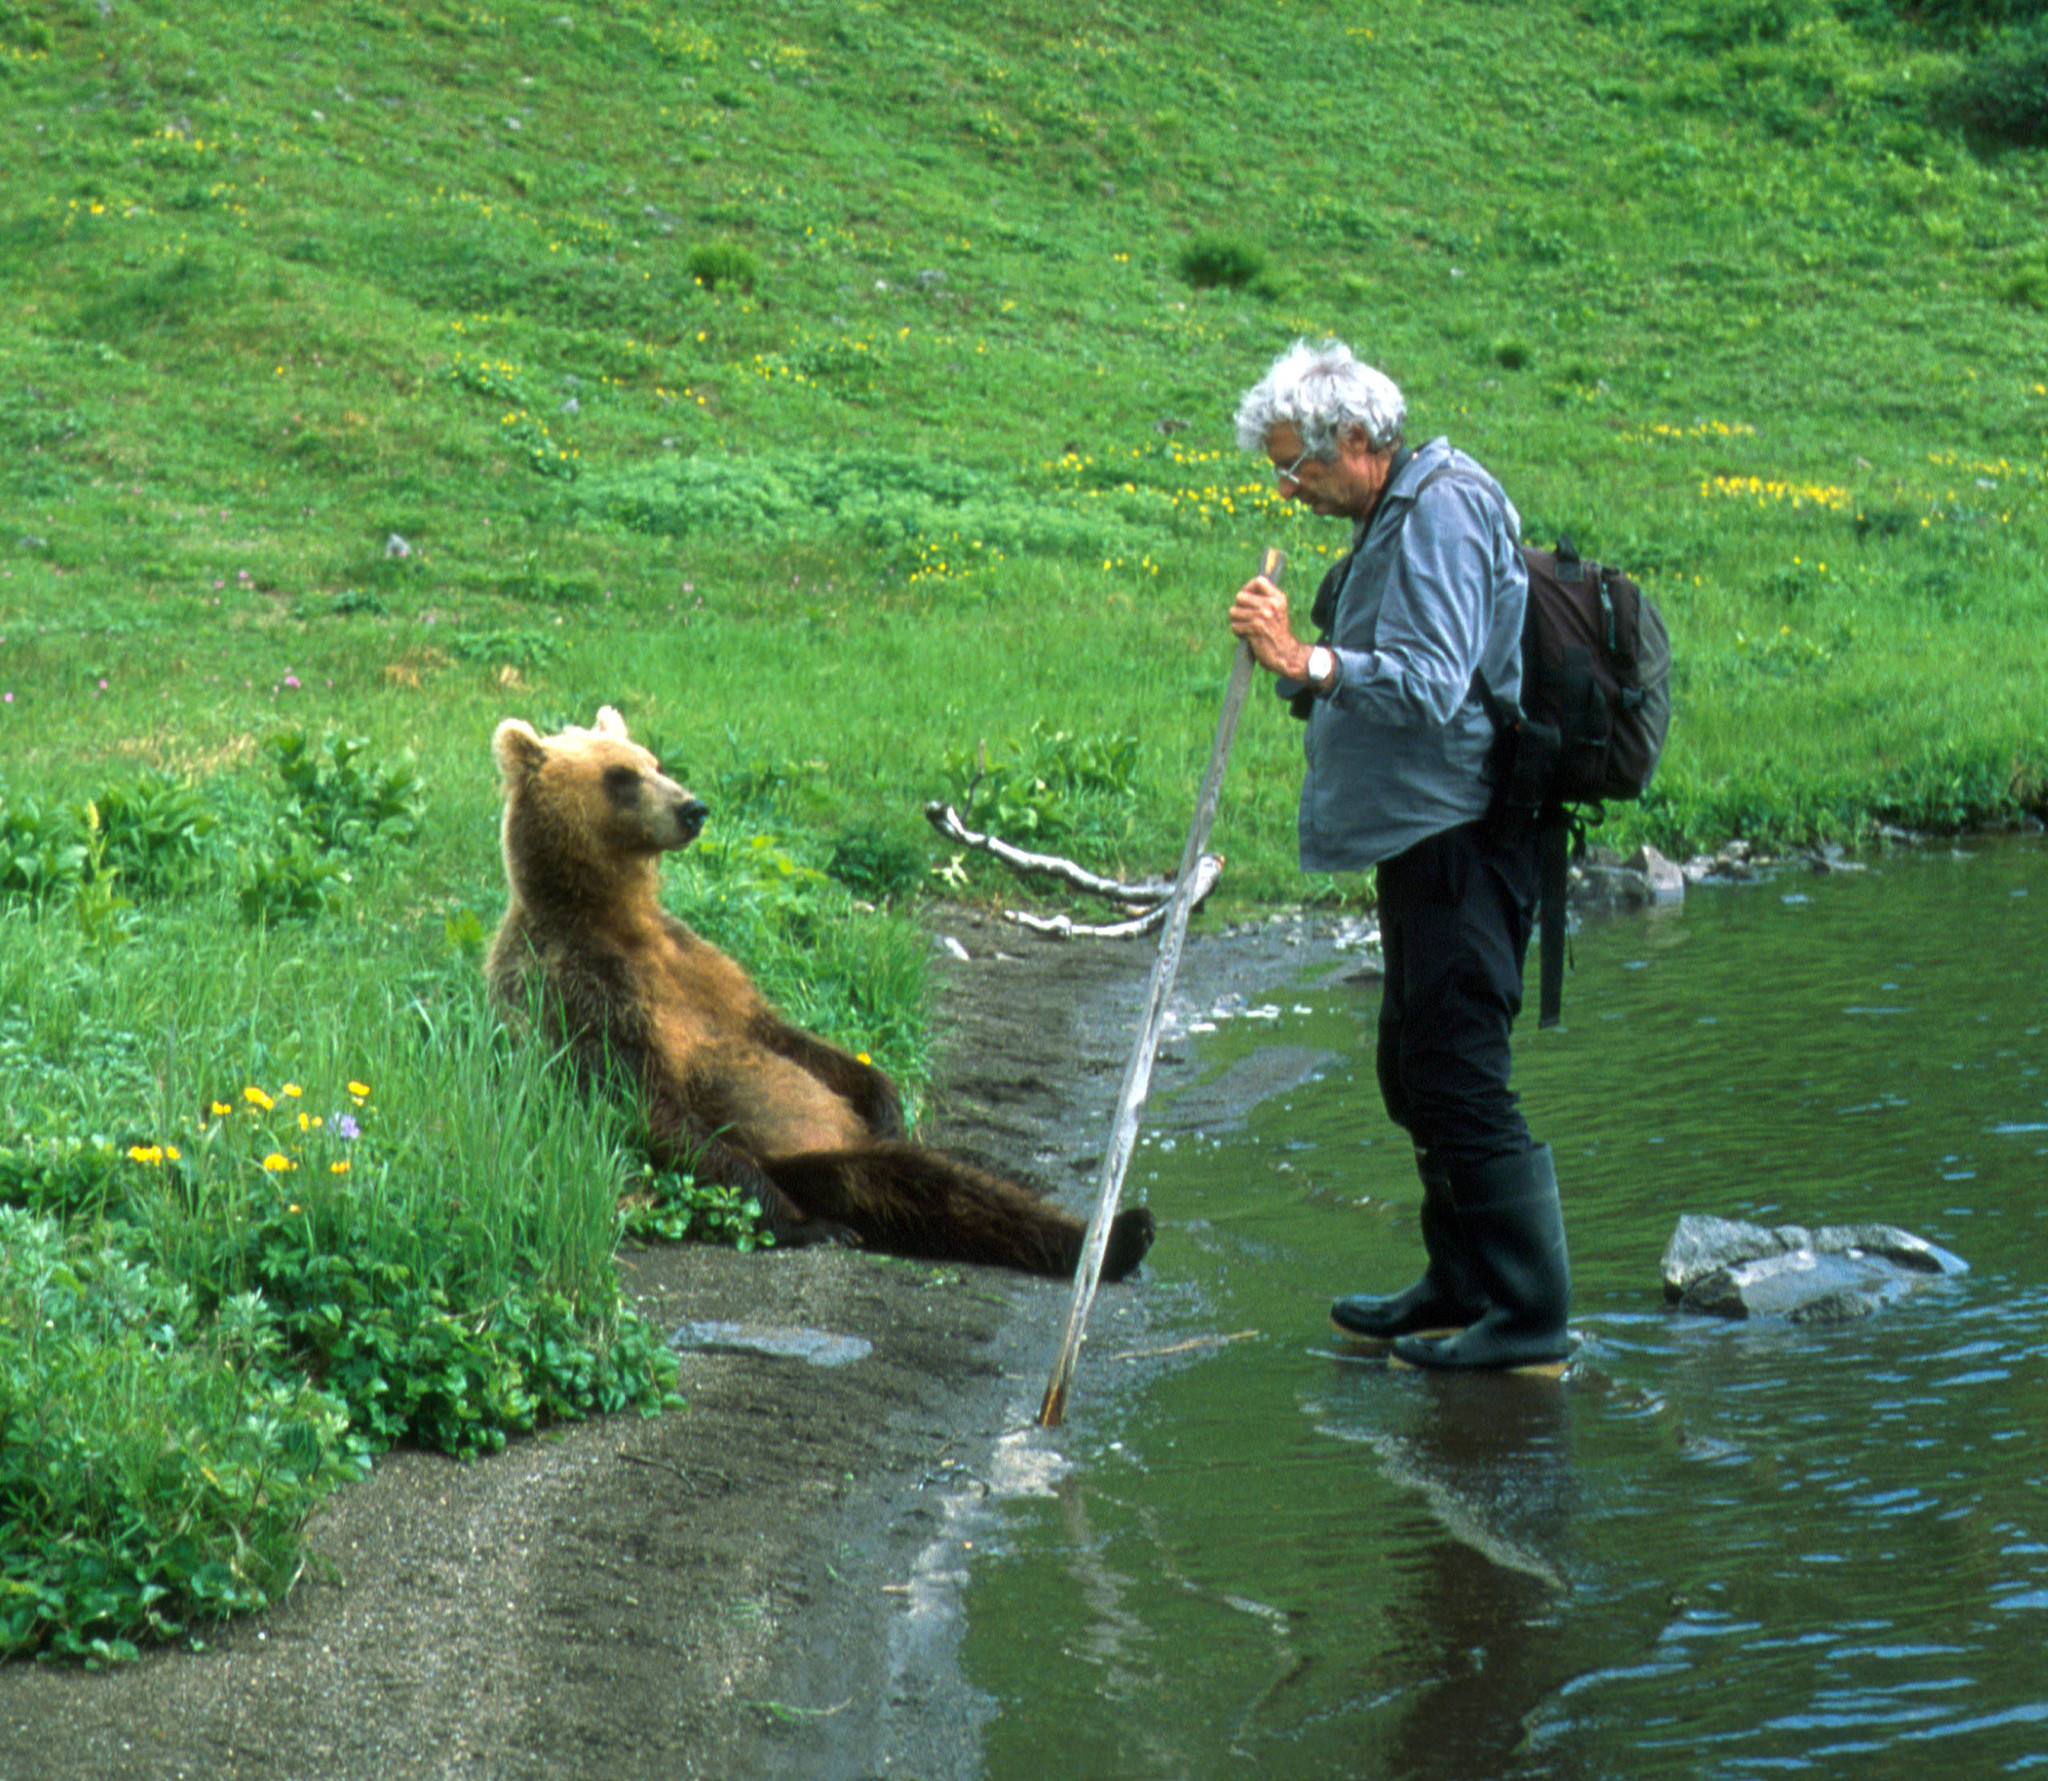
1273, 444, 1318, 483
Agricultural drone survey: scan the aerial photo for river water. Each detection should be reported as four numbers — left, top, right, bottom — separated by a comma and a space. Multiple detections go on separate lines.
961, 834, 2048, 1780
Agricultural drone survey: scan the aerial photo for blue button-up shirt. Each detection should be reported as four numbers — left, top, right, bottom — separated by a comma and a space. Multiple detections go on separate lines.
1297, 436, 1526, 871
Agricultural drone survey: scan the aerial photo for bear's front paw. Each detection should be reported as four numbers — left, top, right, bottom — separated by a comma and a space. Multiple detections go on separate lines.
777, 1218, 866, 1251
1102, 1206, 1157, 1283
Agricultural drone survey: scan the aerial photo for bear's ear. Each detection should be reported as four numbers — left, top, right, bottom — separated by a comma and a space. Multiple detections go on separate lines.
592, 705, 629, 740
493, 718, 547, 788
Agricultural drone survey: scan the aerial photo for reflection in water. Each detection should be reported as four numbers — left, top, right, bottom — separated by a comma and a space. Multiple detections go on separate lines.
1318, 1369, 1571, 1595
966, 836, 2048, 1780
1320, 1369, 1577, 1781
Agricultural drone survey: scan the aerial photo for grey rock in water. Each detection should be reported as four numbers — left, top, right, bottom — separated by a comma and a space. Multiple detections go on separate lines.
1661, 1214, 1968, 1324
1572, 843, 1686, 915
1629, 844, 1686, 904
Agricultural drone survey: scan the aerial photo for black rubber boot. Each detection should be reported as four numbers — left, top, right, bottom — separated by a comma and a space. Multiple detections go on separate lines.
1390, 1145, 1571, 1373
1330, 1153, 1486, 1341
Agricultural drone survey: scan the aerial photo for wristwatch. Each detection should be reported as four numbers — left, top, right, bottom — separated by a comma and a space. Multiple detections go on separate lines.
1306, 646, 1336, 692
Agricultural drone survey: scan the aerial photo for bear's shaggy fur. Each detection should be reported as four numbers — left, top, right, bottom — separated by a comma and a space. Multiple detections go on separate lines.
486, 707, 1155, 1281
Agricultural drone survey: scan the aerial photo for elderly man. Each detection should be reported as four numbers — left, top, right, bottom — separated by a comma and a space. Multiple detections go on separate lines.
1226, 338, 1570, 1373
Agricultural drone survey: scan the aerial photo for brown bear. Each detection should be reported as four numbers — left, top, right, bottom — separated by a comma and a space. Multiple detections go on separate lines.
486, 707, 1155, 1281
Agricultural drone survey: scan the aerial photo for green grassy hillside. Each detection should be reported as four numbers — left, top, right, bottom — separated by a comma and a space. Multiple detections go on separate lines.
4, 0, 2044, 889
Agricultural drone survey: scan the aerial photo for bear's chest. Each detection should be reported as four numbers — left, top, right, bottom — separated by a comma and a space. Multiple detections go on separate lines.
611, 924, 760, 1043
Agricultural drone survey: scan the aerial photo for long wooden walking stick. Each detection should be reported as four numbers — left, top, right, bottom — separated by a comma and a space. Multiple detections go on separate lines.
1038, 546, 1284, 1428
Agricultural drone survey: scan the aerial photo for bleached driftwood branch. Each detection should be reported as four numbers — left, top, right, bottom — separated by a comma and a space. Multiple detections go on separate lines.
925, 801, 1175, 904
923, 800, 1223, 938
1006, 854, 1223, 938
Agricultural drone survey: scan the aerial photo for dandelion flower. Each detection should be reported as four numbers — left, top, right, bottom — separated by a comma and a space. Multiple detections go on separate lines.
262, 1152, 296, 1173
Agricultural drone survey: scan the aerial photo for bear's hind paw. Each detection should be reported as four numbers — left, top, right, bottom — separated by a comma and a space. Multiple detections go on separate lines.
1101, 1206, 1157, 1283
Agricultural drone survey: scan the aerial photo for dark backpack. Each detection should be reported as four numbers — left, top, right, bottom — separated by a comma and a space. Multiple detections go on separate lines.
1475, 532, 1671, 1028
1479, 532, 1671, 817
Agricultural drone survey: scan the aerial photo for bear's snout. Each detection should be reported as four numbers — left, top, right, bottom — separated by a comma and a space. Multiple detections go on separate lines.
674, 796, 709, 844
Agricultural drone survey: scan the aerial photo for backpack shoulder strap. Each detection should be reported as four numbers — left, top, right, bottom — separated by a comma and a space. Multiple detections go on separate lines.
1401, 463, 1574, 1024
1394, 459, 1469, 511
1536, 816, 1572, 1029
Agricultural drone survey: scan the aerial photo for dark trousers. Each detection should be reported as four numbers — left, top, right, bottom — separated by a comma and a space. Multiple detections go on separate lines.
1374, 820, 1541, 1172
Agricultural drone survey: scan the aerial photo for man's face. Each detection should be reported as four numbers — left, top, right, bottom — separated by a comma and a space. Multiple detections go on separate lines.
1264, 422, 1391, 523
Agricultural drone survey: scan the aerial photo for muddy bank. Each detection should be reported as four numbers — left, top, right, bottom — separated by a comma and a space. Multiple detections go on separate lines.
0, 909, 1347, 1781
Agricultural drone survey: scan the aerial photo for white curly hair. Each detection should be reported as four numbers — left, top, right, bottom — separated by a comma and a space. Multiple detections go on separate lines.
1233, 338, 1406, 460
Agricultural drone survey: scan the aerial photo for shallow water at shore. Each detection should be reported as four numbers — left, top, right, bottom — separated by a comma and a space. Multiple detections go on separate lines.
963, 834, 2048, 1780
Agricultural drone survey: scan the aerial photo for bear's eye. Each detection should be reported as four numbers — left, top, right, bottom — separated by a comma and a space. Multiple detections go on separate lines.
601, 763, 641, 802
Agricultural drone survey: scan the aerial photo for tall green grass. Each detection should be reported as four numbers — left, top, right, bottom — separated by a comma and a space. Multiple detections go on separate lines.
1, 0, 2044, 1657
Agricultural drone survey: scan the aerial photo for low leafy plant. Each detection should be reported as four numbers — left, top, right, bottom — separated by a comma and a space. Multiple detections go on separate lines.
2001, 260, 2048, 308
1938, 18, 2048, 146
0, 1133, 129, 1224
947, 719, 1142, 850
235, 829, 353, 925
1673, 0, 1829, 51
1875, 746, 2024, 831
229, 734, 428, 924
93, 771, 223, 898
0, 792, 92, 903
1177, 233, 1274, 293
0, 748, 431, 928
1732, 622, 1841, 676
447, 627, 567, 673
678, 828, 838, 950
0, 1209, 365, 1662
619, 1162, 774, 1250
4, 749, 422, 929
826, 821, 929, 902
237, 1213, 673, 1454
686, 239, 760, 291
262, 730, 427, 857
